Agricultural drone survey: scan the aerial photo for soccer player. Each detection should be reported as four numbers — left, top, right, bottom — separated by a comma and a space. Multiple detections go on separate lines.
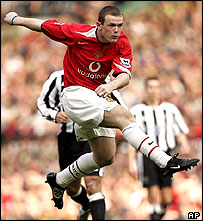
129, 75, 192, 219
4, 5, 199, 211
37, 69, 107, 219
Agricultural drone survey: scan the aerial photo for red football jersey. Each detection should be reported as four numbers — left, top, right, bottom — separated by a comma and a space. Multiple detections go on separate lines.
41, 20, 132, 90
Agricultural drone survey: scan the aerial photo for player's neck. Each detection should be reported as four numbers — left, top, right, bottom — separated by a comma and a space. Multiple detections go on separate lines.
96, 29, 109, 44
146, 98, 160, 106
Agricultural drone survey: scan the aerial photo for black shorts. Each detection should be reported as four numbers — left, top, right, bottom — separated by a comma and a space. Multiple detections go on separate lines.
57, 131, 103, 176
140, 153, 172, 188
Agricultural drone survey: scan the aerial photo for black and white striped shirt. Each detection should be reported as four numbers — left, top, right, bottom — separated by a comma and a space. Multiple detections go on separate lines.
130, 102, 189, 152
37, 70, 127, 133
37, 69, 74, 133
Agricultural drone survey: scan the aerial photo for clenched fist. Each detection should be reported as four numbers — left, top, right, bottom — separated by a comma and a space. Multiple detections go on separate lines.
4, 12, 18, 25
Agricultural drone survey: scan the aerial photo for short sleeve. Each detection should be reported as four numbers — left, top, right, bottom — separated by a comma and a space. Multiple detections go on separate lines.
112, 34, 132, 77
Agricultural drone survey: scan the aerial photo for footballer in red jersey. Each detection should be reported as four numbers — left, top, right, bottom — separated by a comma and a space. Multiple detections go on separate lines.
41, 20, 132, 90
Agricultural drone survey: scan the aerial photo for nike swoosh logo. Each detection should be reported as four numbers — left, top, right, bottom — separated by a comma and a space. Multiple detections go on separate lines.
170, 165, 181, 169
148, 141, 154, 145
78, 42, 88, 44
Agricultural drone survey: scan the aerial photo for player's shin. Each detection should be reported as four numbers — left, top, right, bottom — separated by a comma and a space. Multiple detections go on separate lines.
56, 153, 100, 187
122, 123, 171, 168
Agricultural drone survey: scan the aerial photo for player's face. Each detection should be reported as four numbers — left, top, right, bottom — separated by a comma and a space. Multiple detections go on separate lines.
146, 80, 161, 101
97, 15, 124, 43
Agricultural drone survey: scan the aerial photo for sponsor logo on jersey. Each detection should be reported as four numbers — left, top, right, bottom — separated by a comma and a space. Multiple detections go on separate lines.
78, 68, 107, 79
120, 58, 131, 68
89, 61, 101, 72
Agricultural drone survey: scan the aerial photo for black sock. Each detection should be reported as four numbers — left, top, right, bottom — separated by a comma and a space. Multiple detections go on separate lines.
89, 199, 106, 220
71, 185, 89, 211
159, 203, 168, 219
150, 212, 161, 220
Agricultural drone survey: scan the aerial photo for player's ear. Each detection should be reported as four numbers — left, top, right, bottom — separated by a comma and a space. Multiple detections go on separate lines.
96, 21, 102, 30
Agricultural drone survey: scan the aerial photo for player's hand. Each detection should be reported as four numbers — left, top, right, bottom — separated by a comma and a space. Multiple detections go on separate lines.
95, 84, 114, 98
56, 111, 68, 123
4, 12, 18, 25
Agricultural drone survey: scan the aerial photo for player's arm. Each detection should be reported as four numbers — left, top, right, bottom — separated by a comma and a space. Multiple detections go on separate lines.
128, 144, 138, 179
4, 12, 45, 32
176, 133, 191, 156
172, 104, 191, 155
95, 73, 130, 97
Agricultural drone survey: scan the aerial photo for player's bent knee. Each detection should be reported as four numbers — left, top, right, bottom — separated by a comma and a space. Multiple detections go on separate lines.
85, 179, 101, 195
97, 155, 115, 167
104, 156, 115, 165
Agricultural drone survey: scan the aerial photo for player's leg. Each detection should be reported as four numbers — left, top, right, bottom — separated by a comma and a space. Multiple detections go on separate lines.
73, 141, 106, 220
46, 129, 114, 210
67, 180, 90, 213
56, 136, 116, 187
159, 185, 173, 219
88, 136, 116, 166
48, 131, 90, 210
142, 155, 163, 220
145, 158, 172, 220
84, 169, 105, 220
147, 185, 162, 220
100, 105, 172, 167
100, 105, 199, 175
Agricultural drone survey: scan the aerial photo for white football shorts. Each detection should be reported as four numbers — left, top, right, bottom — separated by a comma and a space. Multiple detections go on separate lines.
61, 86, 118, 140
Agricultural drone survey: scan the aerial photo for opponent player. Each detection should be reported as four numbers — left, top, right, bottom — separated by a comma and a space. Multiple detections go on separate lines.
129, 75, 192, 219
4, 5, 199, 211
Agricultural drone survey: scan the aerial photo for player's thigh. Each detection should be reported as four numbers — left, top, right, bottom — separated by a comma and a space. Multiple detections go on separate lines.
84, 176, 102, 194
161, 186, 172, 205
100, 105, 135, 130
88, 136, 116, 165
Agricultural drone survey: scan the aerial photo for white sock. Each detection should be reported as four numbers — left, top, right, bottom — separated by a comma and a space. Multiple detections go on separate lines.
148, 204, 163, 214
89, 192, 104, 203
122, 123, 171, 168
148, 204, 156, 214
56, 153, 100, 188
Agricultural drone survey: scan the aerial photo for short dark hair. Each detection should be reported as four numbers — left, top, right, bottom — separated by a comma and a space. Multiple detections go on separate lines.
98, 6, 123, 24
144, 75, 160, 87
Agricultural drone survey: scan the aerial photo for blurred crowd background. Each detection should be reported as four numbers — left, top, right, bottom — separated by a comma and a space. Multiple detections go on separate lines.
1, 1, 202, 220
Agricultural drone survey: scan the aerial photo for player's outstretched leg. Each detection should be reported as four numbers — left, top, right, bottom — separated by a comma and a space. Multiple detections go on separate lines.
160, 153, 200, 177
121, 122, 200, 176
